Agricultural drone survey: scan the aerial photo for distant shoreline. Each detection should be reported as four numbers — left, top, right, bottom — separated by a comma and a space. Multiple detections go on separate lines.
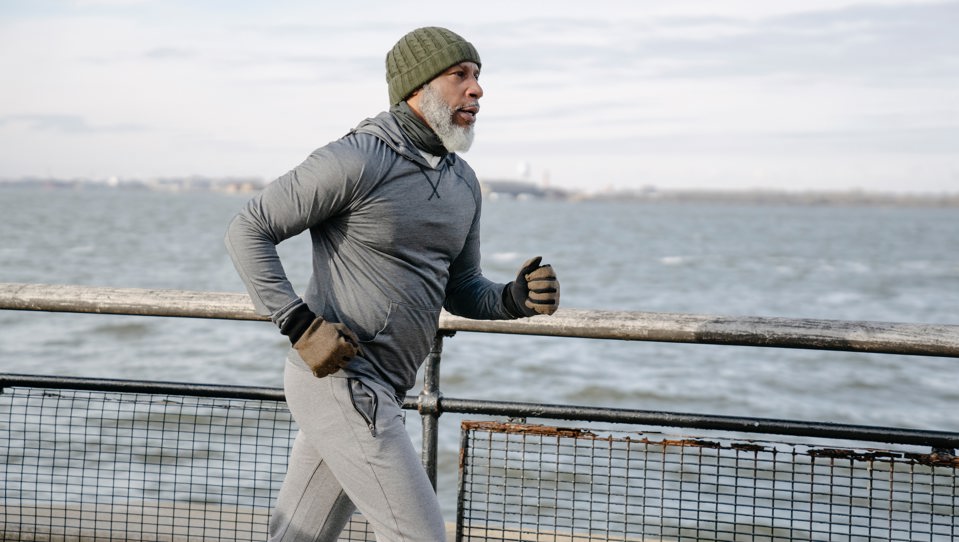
575, 188, 959, 208
3, 176, 958, 207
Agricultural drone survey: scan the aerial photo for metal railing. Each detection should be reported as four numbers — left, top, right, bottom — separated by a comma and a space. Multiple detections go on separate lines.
2, 282, 958, 541
4, 282, 958, 357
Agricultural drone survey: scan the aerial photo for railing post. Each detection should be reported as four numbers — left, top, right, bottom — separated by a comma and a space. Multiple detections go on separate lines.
418, 331, 453, 490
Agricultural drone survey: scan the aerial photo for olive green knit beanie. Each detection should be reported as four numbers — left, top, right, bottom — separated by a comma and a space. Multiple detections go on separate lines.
385, 27, 481, 106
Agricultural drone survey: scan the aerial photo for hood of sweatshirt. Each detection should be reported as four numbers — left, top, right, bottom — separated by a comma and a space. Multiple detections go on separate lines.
351, 111, 445, 170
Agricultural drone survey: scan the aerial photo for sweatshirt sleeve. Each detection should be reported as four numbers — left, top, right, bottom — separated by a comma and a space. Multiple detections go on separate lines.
443, 183, 514, 320
224, 144, 357, 326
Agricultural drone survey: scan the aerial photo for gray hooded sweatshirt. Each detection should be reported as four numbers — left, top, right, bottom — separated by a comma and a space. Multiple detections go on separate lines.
225, 111, 512, 396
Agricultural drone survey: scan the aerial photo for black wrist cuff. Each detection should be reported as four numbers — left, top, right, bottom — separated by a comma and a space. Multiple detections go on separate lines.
281, 304, 316, 344
501, 283, 525, 319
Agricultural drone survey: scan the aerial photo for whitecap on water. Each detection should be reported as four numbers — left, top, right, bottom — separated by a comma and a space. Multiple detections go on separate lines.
490, 251, 520, 263
658, 256, 687, 266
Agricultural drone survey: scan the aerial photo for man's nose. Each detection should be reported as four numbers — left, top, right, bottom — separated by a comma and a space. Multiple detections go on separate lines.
469, 79, 483, 99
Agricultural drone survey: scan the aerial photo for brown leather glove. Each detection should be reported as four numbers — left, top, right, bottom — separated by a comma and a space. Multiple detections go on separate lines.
293, 318, 361, 378
504, 256, 560, 317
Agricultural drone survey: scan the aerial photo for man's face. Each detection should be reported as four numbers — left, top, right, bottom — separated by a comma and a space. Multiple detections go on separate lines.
426, 61, 482, 127
409, 61, 483, 152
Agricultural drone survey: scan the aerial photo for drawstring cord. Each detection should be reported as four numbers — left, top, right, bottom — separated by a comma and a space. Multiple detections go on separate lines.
418, 163, 443, 200
418, 155, 466, 201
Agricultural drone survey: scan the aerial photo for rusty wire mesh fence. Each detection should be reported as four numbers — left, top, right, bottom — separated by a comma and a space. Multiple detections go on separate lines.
4, 379, 959, 542
0, 384, 374, 541
457, 421, 959, 542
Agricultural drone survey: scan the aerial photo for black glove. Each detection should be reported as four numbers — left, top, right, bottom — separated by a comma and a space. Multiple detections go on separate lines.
282, 304, 360, 378
503, 256, 560, 317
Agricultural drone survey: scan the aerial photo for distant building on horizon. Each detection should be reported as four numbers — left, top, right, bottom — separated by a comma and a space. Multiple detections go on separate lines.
479, 179, 569, 200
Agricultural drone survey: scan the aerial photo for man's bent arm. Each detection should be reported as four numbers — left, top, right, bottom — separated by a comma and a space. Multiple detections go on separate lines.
224, 147, 356, 329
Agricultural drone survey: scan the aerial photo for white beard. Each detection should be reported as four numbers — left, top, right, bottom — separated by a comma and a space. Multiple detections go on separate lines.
419, 83, 475, 153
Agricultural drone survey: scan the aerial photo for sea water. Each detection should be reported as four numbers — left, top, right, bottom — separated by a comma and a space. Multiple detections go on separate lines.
1, 186, 957, 518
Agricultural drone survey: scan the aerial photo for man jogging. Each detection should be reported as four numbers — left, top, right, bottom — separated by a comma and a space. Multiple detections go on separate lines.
225, 26, 560, 541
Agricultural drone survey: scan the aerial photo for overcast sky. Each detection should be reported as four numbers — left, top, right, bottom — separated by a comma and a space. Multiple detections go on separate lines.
1, 0, 957, 193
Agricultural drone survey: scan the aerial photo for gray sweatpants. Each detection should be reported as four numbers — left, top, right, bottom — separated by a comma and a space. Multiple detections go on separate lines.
269, 358, 446, 542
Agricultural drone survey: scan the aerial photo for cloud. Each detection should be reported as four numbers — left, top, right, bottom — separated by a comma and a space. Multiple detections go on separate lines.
142, 47, 196, 60
0, 114, 146, 134
475, 2, 959, 84
657, 2, 959, 82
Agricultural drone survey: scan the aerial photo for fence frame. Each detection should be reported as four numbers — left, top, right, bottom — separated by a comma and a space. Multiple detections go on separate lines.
2, 282, 959, 539
3, 282, 959, 485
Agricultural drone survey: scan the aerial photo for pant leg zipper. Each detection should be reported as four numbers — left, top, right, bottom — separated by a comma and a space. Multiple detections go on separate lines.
348, 378, 378, 437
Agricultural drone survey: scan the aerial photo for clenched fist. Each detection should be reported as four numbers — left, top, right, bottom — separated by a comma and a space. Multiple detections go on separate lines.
293, 318, 361, 378
504, 256, 560, 317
